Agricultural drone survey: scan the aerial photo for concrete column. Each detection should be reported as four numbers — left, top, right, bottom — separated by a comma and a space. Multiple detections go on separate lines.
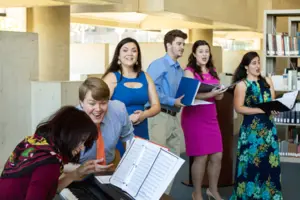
189, 29, 213, 45
27, 6, 70, 81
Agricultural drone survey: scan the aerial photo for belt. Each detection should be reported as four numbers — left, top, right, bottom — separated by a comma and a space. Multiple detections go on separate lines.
146, 107, 177, 117
161, 108, 177, 116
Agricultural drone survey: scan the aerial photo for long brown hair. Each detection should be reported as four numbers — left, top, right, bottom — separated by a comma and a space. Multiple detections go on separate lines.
187, 40, 219, 80
102, 37, 142, 81
232, 51, 269, 88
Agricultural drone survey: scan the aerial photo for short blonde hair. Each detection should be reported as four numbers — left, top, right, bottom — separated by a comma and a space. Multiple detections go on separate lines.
79, 77, 110, 101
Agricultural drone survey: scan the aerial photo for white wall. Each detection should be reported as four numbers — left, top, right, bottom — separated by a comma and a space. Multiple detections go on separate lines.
31, 81, 82, 133
70, 43, 108, 80
0, 31, 38, 166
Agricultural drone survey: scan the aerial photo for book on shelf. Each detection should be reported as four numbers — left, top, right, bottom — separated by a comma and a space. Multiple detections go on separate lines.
256, 91, 298, 113
100, 137, 184, 200
274, 102, 300, 124
266, 32, 300, 56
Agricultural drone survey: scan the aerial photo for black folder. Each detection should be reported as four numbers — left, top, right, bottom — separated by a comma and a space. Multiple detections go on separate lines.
255, 91, 298, 113
197, 81, 240, 93
256, 101, 293, 113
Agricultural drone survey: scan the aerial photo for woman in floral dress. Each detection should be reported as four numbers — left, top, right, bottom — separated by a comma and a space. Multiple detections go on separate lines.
230, 51, 283, 200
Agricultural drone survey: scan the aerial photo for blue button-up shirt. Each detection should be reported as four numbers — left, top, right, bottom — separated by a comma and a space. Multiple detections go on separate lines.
146, 54, 184, 112
78, 100, 134, 164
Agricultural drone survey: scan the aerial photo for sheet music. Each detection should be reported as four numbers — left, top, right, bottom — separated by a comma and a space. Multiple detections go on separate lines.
193, 99, 213, 105
135, 150, 184, 200
125, 144, 161, 197
109, 138, 184, 200
276, 91, 298, 109
109, 139, 146, 189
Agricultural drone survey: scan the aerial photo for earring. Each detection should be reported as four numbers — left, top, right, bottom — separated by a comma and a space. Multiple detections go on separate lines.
117, 60, 121, 65
136, 61, 138, 65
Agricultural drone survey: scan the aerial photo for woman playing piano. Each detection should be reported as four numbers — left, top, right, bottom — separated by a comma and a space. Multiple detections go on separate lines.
0, 106, 112, 200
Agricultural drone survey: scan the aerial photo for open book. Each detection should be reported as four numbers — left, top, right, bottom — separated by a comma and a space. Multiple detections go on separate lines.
197, 81, 240, 93
256, 91, 298, 113
102, 137, 184, 200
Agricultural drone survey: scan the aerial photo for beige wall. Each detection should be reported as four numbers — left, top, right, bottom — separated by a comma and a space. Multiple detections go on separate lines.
140, 0, 258, 29
31, 81, 82, 133
70, 43, 109, 79
221, 50, 263, 74
0, 31, 38, 166
102, 43, 193, 71
27, 6, 70, 81
70, 43, 223, 77
257, 0, 272, 32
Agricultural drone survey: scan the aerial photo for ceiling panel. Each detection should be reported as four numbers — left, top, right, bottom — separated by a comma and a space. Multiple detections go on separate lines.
0, 0, 67, 7
54, 0, 121, 5
0, 0, 120, 8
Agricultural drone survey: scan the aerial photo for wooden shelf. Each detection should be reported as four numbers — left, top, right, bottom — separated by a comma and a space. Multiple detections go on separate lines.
280, 156, 300, 163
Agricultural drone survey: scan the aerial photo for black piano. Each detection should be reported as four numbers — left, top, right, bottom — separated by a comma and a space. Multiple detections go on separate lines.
59, 174, 133, 200
58, 174, 173, 200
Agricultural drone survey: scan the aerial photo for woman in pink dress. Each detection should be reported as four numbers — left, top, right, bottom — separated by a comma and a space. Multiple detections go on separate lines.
181, 40, 225, 200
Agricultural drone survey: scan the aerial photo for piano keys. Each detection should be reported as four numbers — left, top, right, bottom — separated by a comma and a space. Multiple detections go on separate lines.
59, 174, 133, 200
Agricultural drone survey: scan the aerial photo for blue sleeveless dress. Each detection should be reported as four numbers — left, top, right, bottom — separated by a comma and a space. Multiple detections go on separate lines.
111, 71, 149, 155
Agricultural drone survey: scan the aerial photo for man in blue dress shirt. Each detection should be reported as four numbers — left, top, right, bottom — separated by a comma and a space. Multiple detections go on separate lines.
61, 77, 134, 188
78, 77, 134, 165
146, 29, 187, 194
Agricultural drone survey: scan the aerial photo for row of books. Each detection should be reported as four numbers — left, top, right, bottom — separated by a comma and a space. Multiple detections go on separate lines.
279, 140, 300, 156
266, 32, 300, 56
279, 152, 300, 157
273, 102, 300, 124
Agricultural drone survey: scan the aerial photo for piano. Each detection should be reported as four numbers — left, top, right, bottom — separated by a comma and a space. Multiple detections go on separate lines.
59, 174, 172, 200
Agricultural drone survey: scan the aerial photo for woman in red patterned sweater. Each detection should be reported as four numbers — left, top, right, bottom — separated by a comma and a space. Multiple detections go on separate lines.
0, 106, 111, 200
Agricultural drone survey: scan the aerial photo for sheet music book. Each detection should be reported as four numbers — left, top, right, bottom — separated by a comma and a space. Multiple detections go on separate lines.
256, 91, 298, 113
175, 77, 212, 106
198, 81, 240, 93
103, 137, 185, 200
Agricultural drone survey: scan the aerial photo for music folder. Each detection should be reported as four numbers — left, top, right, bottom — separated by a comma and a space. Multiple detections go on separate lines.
97, 137, 185, 200
175, 77, 212, 106
197, 80, 240, 93
256, 91, 298, 113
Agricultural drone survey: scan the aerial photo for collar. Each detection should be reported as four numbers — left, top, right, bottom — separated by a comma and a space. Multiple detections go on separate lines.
164, 53, 180, 69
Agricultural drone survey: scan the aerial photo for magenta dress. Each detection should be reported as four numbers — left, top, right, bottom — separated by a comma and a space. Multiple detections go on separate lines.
181, 67, 223, 156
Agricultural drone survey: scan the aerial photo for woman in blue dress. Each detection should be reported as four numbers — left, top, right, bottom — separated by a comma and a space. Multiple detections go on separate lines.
103, 37, 160, 155
230, 51, 283, 200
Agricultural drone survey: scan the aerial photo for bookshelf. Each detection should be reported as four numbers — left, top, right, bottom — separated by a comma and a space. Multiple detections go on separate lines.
264, 10, 300, 163
288, 17, 300, 70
